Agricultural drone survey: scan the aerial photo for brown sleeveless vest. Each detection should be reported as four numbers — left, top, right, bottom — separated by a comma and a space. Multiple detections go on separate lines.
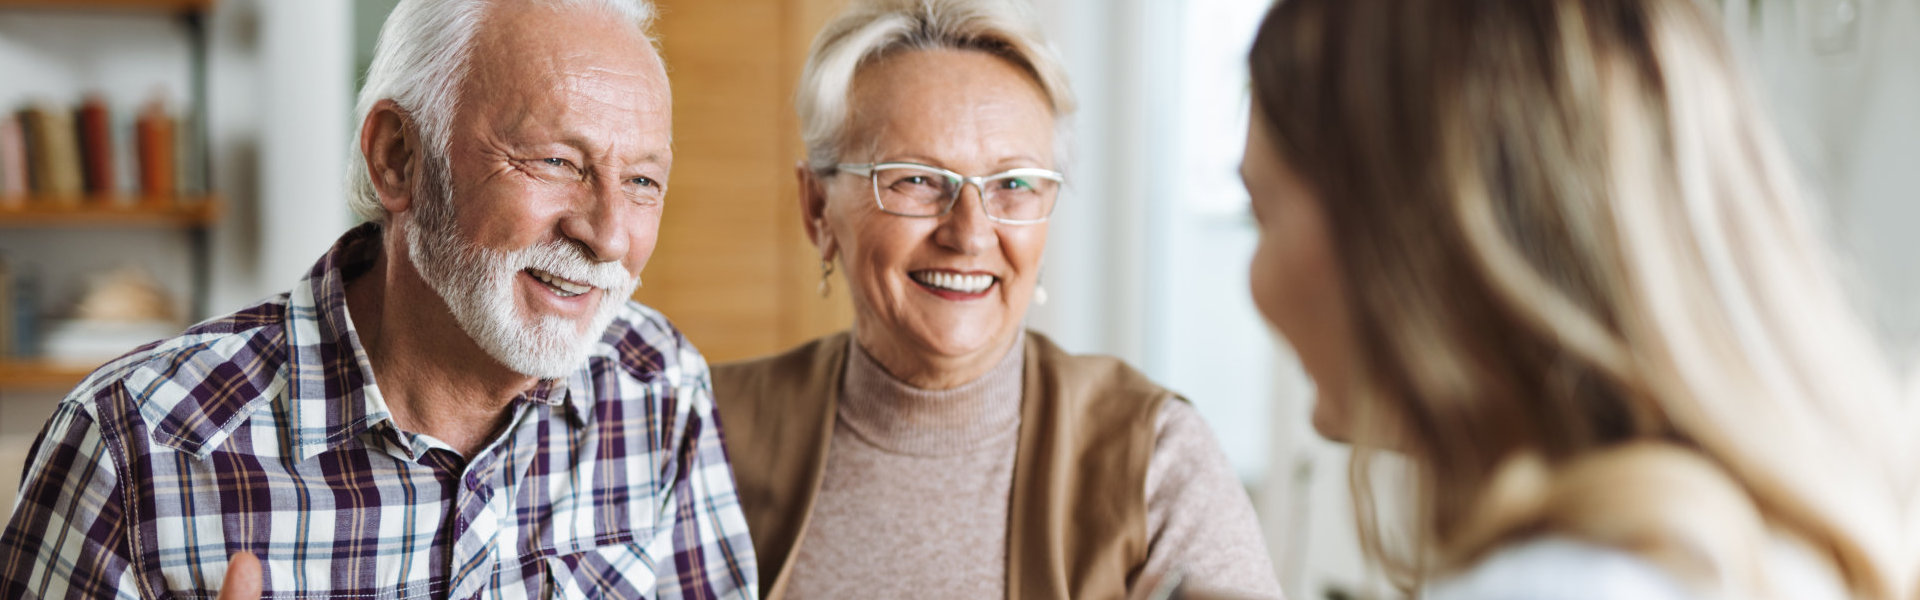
712, 331, 1176, 600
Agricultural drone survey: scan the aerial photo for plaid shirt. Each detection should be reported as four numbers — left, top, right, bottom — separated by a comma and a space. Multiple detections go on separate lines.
0, 224, 757, 599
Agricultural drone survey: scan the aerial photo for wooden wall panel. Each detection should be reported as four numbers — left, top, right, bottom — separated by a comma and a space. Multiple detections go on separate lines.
639, 0, 852, 363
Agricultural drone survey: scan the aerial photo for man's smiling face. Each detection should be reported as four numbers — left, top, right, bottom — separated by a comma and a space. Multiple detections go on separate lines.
406, 3, 673, 378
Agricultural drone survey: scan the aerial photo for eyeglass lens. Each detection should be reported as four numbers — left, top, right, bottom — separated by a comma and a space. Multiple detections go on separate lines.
872, 166, 1058, 221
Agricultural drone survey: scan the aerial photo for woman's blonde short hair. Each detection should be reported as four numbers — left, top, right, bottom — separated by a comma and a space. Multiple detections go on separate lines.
1249, 0, 1907, 597
795, 0, 1075, 173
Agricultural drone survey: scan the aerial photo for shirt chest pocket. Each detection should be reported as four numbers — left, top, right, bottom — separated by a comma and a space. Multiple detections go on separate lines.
537, 537, 662, 600
519, 421, 674, 599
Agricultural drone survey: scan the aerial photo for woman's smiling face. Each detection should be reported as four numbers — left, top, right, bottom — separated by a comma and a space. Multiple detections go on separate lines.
814, 48, 1057, 386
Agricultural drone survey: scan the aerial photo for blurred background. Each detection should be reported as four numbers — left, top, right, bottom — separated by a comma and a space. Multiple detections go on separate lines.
0, 1, 1913, 598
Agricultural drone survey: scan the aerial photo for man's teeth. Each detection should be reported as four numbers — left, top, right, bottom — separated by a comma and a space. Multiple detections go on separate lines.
530, 269, 591, 297
912, 271, 995, 294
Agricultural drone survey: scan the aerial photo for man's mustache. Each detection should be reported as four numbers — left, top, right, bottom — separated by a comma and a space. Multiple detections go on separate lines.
509, 239, 636, 292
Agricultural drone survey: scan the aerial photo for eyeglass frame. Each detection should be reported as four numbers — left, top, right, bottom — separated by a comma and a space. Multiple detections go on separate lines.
836, 161, 1065, 225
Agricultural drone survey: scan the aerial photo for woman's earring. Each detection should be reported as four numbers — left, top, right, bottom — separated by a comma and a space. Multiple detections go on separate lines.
1034, 278, 1048, 306
818, 260, 835, 297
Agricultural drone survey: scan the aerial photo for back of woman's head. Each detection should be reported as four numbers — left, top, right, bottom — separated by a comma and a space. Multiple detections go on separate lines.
1247, 0, 1905, 596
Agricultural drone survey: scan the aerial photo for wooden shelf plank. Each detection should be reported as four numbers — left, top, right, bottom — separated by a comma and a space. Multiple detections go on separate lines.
0, 195, 220, 227
0, 0, 212, 13
0, 360, 96, 392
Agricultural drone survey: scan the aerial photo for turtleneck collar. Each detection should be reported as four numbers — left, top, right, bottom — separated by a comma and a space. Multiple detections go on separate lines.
838, 333, 1026, 456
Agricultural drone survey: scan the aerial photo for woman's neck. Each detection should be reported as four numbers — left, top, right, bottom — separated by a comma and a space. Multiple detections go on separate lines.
839, 331, 1025, 455
851, 326, 1022, 390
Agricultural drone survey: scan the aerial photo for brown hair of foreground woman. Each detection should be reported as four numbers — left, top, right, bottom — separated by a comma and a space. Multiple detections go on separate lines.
1242, 0, 1908, 598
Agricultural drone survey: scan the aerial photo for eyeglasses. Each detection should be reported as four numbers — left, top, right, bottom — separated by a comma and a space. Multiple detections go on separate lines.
837, 162, 1064, 225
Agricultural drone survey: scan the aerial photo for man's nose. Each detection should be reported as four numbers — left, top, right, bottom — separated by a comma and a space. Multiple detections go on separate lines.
558, 176, 631, 263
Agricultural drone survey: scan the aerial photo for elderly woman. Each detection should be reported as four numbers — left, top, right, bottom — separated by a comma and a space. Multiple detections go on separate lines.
711, 0, 1281, 599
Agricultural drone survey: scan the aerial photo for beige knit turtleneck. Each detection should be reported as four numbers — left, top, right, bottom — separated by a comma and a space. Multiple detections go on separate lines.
780, 333, 1284, 599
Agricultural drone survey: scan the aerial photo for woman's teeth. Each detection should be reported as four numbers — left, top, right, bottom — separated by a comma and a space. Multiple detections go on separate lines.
529, 269, 590, 297
912, 271, 995, 294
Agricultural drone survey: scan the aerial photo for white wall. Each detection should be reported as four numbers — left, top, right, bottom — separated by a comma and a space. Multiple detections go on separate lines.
255, 1, 356, 300
1027, 0, 1156, 367
1734, 0, 1920, 380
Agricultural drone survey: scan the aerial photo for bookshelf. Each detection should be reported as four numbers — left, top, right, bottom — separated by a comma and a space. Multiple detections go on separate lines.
0, 359, 95, 391
0, 0, 217, 393
0, 196, 219, 226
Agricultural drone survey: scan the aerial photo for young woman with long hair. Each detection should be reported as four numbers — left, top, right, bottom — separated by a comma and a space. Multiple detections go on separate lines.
1238, 0, 1910, 598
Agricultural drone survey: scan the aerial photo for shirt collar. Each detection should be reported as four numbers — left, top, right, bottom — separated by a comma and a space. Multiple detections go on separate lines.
285, 223, 593, 461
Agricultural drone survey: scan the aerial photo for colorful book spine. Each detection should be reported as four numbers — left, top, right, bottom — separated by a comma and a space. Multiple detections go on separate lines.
78, 95, 115, 197
0, 254, 12, 358
24, 104, 84, 201
0, 115, 26, 205
135, 99, 176, 198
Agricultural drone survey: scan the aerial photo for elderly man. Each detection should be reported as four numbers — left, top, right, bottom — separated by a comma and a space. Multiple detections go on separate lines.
0, 1, 756, 598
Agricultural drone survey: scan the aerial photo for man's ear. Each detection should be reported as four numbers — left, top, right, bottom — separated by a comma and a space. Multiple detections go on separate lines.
360, 99, 419, 214
796, 162, 837, 262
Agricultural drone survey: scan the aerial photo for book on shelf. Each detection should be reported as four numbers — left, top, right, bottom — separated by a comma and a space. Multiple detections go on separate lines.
78, 95, 115, 196
136, 97, 177, 198
0, 254, 12, 359
0, 116, 25, 205
21, 103, 84, 201
8, 266, 36, 359
0, 93, 204, 209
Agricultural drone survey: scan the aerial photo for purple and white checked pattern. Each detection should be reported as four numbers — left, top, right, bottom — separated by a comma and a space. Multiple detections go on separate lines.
1, 224, 757, 599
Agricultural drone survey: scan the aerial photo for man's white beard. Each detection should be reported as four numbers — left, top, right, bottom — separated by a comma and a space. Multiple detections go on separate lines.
405, 158, 640, 379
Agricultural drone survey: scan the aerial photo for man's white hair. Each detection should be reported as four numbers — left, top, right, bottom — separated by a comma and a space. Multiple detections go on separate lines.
796, 0, 1076, 174
346, 0, 658, 224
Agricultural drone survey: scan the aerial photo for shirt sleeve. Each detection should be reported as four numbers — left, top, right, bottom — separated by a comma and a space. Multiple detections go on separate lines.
1139, 400, 1286, 599
0, 401, 142, 600
648, 339, 760, 600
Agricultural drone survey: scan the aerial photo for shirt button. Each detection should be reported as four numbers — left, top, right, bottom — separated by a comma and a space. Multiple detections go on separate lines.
464, 474, 481, 491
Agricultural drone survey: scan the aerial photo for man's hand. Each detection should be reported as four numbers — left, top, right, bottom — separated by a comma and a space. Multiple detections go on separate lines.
216, 551, 262, 600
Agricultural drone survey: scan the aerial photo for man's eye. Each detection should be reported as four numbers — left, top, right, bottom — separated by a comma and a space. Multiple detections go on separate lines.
627, 176, 665, 205
542, 158, 570, 168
